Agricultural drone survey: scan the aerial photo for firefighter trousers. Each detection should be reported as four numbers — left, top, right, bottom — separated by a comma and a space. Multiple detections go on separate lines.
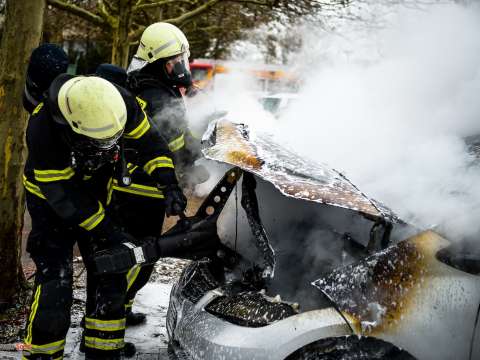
111, 184, 165, 311
23, 193, 128, 360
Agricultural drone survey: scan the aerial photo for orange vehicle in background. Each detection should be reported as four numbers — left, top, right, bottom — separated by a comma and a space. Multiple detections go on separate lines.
189, 59, 299, 94
189, 59, 215, 90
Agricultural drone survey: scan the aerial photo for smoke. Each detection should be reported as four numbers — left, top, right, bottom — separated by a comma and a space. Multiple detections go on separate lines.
187, 67, 276, 132
185, 2, 480, 241
272, 2, 480, 241
182, 4, 480, 340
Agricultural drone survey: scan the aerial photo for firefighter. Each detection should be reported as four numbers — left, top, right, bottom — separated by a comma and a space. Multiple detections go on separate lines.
126, 22, 201, 173
23, 43, 69, 113
99, 23, 205, 325
94, 63, 151, 326
22, 74, 186, 360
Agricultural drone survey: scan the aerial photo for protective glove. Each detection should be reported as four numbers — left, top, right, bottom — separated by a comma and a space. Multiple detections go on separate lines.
163, 184, 187, 217
93, 236, 156, 274
87, 229, 138, 271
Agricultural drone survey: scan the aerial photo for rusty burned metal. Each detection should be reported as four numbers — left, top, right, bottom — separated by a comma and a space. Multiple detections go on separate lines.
312, 230, 455, 335
202, 120, 399, 222
312, 230, 480, 360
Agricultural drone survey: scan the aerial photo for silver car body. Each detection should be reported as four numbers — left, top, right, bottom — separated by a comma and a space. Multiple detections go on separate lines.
167, 120, 480, 360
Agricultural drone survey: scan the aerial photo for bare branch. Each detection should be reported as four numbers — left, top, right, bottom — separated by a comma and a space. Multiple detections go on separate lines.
134, 0, 193, 12
47, 0, 108, 28
225, 0, 269, 6
164, 0, 221, 26
103, 0, 117, 14
129, 0, 221, 41
97, 0, 112, 22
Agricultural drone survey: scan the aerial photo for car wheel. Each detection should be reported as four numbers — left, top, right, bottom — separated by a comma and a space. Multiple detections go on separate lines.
285, 336, 416, 360
166, 282, 179, 341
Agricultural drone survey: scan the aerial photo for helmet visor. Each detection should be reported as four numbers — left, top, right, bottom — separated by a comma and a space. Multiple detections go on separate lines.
93, 133, 123, 150
72, 129, 123, 151
127, 56, 149, 74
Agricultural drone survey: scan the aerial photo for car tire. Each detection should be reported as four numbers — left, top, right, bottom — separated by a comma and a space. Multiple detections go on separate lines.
166, 282, 180, 341
285, 336, 416, 360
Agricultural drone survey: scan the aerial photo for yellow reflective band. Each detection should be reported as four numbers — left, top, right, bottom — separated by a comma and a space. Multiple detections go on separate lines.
23, 175, 46, 200
126, 265, 141, 291
106, 178, 114, 206
84, 336, 124, 351
124, 111, 150, 139
168, 133, 185, 152
25, 285, 41, 345
34, 167, 75, 182
27, 339, 65, 355
85, 317, 126, 332
79, 201, 105, 231
32, 102, 44, 115
112, 180, 164, 199
143, 156, 174, 175
136, 97, 147, 110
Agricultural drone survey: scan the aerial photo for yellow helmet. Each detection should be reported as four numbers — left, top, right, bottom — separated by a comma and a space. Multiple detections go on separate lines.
57, 76, 127, 144
127, 22, 190, 74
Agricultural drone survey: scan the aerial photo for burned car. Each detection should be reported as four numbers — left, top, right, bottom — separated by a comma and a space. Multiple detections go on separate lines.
166, 120, 480, 360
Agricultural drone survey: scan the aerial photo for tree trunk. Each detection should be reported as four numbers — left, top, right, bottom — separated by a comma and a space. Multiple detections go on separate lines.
0, 0, 45, 306
110, 0, 134, 68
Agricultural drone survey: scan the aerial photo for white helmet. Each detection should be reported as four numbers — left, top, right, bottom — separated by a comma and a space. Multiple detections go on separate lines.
127, 22, 190, 78
57, 76, 127, 147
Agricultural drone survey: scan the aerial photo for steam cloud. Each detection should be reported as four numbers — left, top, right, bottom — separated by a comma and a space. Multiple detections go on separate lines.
187, 2, 480, 242
273, 2, 480, 241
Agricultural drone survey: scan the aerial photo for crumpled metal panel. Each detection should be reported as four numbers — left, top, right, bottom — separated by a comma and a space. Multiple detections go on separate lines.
202, 120, 398, 222
312, 230, 480, 360
240, 172, 276, 278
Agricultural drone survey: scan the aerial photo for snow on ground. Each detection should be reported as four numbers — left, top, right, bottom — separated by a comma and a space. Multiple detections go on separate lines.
0, 258, 187, 360
125, 283, 172, 352
66, 283, 173, 360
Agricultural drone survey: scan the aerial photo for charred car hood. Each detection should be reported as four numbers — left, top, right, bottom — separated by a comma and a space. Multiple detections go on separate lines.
202, 120, 398, 223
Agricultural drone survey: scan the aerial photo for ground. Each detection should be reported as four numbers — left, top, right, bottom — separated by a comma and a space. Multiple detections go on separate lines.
0, 194, 201, 359
0, 257, 189, 360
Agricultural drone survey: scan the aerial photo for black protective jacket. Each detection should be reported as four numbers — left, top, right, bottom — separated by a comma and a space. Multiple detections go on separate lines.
127, 72, 202, 173
23, 74, 177, 242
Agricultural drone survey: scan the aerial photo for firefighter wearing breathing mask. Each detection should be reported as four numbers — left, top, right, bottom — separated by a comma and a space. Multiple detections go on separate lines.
22, 74, 185, 360
127, 22, 203, 176
105, 22, 205, 324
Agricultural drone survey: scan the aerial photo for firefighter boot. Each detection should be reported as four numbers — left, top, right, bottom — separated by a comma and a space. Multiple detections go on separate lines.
81, 337, 137, 358
84, 341, 136, 359
126, 308, 147, 326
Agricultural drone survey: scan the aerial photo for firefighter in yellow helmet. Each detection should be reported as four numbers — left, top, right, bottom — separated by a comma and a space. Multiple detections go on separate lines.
109, 23, 206, 325
127, 22, 202, 171
22, 74, 185, 360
